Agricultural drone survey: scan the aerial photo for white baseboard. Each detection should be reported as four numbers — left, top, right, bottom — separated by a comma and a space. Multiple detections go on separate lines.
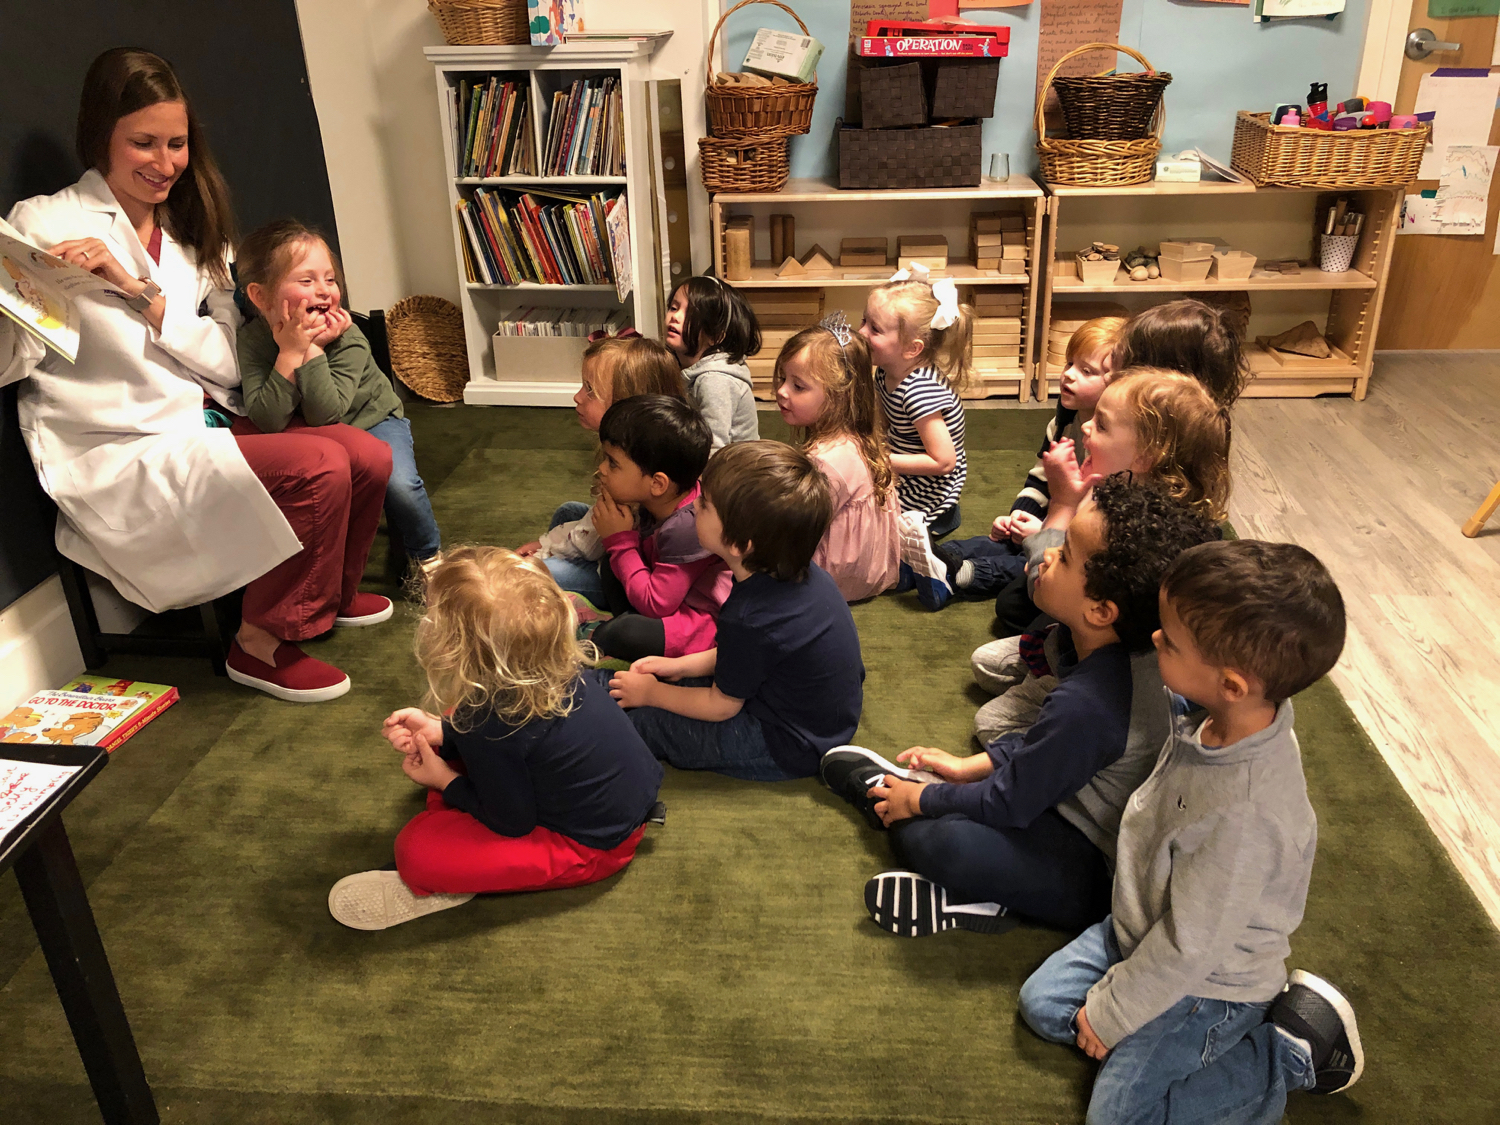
0, 572, 149, 711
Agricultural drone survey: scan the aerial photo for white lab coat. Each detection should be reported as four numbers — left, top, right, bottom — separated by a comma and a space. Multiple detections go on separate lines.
0, 170, 301, 613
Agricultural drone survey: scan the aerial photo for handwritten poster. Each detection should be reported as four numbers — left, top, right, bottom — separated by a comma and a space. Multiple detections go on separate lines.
1035, 0, 1126, 100
850, 0, 931, 38
0, 759, 79, 841
1435, 145, 1498, 236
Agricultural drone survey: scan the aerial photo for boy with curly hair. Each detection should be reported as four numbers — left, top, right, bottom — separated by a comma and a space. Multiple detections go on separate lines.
822, 476, 1220, 936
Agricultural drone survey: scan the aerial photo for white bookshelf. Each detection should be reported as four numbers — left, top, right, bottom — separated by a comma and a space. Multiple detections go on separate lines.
426, 38, 671, 406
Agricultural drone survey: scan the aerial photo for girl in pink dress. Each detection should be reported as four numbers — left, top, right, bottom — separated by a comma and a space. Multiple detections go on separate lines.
773, 313, 900, 601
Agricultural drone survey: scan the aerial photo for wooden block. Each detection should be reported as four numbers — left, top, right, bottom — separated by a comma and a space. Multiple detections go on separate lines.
746, 288, 823, 327
977, 316, 1022, 329
800, 244, 835, 272
898, 235, 949, 271
840, 236, 888, 267
1049, 301, 1129, 331
999, 259, 1027, 275
1001, 230, 1026, 246
724, 217, 752, 282
1001, 244, 1027, 260
972, 215, 1004, 234
771, 215, 785, 265
975, 257, 1000, 270
776, 255, 807, 278
973, 344, 1023, 358
998, 214, 1026, 230
974, 233, 1006, 249
974, 332, 1022, 345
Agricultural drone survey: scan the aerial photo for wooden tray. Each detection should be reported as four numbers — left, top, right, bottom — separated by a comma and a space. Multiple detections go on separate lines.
1252, 339, 1353, 371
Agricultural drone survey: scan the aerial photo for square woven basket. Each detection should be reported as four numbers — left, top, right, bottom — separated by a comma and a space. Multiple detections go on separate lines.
859, 63, 927, 130
1230, 111, 1428, 187
838, 121, 982, 189
927, 59, 1001, 120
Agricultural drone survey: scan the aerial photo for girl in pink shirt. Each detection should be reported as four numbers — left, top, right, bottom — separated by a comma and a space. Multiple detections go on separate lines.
774, 314, 900, 601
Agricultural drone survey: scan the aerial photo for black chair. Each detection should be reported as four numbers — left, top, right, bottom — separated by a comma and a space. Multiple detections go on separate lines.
57, 560, 233, 678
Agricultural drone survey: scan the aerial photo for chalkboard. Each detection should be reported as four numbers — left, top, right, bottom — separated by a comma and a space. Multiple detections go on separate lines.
0, 0, 339, 611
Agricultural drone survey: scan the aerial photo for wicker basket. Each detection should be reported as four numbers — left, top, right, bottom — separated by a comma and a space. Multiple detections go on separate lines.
928, 58, 1002, 120
1036, 44, 1162, 186
1230, 111, 1428, 187
705, 0, 818, 137
1052, 44, 1170, 140
426, 0, 528, 46
860, 63, 927, 130
839, 120, 981, 189
387, 295, 469, 403
700, 131, 790, 193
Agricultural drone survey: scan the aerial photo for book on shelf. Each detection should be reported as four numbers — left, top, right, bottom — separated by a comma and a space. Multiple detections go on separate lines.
541, 75, 625, 177
495, 306, 632, 337
1, 676, 179, 753
451, 77, 537, 178
457, 188, 630, 290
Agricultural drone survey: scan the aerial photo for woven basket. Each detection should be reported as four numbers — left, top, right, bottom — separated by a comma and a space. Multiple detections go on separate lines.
387, 295, 469, 403
1052, 44, 1170, 140
1231, 111, 1428, 188
700, 131, 790, 193
860, 62, 927, 130
839, 120, 981, 189
1036, 44, 1162, 186
705, 0, 818, 137
427, 0, 527, 46
929, 58, 1002, 120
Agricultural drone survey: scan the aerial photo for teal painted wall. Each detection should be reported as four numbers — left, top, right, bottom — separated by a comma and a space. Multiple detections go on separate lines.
717, 0, 1371, 177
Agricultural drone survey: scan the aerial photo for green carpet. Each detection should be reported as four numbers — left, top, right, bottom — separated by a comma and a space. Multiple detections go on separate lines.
2, 404, 1495, 1124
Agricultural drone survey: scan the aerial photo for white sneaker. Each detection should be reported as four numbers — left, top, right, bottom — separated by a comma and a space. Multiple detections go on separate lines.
328, 869, 474, 930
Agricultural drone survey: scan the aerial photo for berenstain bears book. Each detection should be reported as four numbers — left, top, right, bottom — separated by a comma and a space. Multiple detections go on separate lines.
0, 677, 178, 752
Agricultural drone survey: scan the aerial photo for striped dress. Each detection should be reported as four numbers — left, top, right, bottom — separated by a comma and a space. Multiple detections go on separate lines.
879, 366, 967, 524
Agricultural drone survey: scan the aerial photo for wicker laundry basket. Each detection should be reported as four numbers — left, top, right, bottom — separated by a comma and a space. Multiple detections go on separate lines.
387, 295, 469, 403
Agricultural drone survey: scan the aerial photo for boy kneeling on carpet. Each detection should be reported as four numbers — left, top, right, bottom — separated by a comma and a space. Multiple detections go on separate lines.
1019, 540, 1363, 1121
328, 547, 663, 931
607, 441, 864, 782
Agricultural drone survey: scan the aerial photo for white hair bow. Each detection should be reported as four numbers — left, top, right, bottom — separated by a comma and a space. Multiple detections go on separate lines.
887, 262, 961, 331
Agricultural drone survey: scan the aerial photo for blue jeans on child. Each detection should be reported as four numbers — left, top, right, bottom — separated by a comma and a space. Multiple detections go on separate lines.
600, 672, 797, 782
542, 501, 608, 607
940, 535, 1029, 598
1019, 917, 1315, 1125
369, 415, 441, 560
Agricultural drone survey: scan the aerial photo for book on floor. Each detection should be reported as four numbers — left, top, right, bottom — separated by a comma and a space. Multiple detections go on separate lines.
0, 677, 179, 752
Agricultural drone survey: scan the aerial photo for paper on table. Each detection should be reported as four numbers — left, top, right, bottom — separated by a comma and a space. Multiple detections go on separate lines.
1036, 0, 1126, 100
1400, 192, 1443, 234
1415, 72, 1500, 179
0, 759, 80, 841
1435, 145, 1498, 235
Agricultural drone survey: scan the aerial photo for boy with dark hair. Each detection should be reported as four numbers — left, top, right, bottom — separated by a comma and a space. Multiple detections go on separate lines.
822, 477, 1219, 936
1020, 540, 1363, 1123
587, 395, 730, 663
606, 440, 864, 782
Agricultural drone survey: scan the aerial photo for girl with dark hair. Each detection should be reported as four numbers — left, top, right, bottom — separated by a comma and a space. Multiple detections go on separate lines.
662, 275, 761, 451
0, 48, 390, 703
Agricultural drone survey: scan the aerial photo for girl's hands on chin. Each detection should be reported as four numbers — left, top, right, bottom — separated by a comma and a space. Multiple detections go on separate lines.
311, 305, 352, 347
49, 238, 136, 290
272, 297, 322, 362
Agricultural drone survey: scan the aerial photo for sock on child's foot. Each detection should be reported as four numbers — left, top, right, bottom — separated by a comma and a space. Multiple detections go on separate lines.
954, 560, 976, 590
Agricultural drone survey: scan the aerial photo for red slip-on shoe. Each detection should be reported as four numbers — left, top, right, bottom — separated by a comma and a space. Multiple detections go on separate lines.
335, 592, 393, 627
226, 641, 351, 703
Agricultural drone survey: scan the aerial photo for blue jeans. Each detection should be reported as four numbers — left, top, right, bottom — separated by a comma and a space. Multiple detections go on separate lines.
941, 535, 1028, 597
605, 673, 797, 782
888, 809, 1110, 932
542, 501, 608, 607
1019, 918, 1314, 1125
369, 416, 441, 559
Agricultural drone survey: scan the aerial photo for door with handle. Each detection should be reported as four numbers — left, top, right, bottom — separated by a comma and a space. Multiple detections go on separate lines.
1377, 0, 1500, 349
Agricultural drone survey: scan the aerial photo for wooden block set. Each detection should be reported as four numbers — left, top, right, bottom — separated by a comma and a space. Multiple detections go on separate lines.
965, 287, 1026, 395
970, 210, 1030, 276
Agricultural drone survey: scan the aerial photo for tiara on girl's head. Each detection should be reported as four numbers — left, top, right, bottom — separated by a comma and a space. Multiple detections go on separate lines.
819, 310, 853, 348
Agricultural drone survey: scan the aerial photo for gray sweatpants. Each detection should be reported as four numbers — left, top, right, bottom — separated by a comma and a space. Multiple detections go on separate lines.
971, 637, 1056, 747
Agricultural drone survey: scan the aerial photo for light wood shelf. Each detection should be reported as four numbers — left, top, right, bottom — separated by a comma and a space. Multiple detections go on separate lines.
715, 174, 1043, 204
729, 261, 1029, 288
1051, 267, 1377, 293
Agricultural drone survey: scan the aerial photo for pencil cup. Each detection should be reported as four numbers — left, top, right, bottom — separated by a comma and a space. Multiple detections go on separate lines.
1319, 234, 1358, 274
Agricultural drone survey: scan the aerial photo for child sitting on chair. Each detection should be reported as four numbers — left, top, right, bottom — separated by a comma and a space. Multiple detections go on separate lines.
607, 441, 864, 782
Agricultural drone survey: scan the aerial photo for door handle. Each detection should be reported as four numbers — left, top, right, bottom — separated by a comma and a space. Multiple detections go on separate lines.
1406, 28, 1462, 60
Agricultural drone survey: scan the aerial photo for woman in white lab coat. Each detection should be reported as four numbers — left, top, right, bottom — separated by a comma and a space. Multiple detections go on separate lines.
0, 48, 394, 702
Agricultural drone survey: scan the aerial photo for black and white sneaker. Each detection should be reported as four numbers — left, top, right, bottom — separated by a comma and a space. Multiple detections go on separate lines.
863, 871, 1015, 938
819, 746, 941, 831
1269, 969, 1365, 1094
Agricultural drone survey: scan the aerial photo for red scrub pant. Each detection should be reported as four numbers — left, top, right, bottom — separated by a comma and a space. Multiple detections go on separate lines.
394, 787, 647, 896
231, 417, 392, 641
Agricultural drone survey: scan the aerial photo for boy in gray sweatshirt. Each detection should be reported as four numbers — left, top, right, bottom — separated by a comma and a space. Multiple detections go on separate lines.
1019, 540, 1365, 1122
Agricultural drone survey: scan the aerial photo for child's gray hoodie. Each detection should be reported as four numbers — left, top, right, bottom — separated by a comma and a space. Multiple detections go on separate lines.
1085, 696, 1317, 1048
682, 351, 759, 452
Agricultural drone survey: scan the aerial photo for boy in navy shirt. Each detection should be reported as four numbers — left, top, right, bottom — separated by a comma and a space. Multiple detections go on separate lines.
608, 441, 864, 781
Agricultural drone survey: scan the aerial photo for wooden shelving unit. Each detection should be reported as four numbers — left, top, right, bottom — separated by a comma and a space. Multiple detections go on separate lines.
425, 38, 671, 407
710, 176, 1047, 401
1038, 180, 1404, 400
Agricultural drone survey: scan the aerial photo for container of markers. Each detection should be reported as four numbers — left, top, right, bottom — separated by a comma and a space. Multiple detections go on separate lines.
1319, 234, 1358, 274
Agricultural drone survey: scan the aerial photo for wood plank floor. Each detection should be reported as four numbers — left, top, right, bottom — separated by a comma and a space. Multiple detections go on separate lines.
1228, 352, 1500, 929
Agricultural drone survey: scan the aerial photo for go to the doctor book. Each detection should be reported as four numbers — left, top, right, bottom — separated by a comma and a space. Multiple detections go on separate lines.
0, 217, 125, 363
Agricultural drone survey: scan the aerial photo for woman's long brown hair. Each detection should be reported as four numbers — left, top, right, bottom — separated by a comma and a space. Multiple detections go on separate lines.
76, 48, 236, 288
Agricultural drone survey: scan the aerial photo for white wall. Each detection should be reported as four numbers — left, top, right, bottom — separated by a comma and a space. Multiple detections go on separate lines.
295, 0, 719, 314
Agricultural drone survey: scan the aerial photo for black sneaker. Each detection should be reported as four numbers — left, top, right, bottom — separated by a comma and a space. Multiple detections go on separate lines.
819, 746, 941, 832
864, 871, 1015, 937
933, 540, 966, 585
1269, 970, 1365, 1094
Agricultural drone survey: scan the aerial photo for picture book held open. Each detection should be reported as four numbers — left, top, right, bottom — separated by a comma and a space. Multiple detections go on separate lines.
0, 217, 122, 362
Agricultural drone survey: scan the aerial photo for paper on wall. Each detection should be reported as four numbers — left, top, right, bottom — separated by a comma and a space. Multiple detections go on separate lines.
1256, 0, 1345, 18
1036, 0, 1126, 101
1415, 72, 1500, 179
1434, 145, 1498, 235
1399, 191, 1442, 234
